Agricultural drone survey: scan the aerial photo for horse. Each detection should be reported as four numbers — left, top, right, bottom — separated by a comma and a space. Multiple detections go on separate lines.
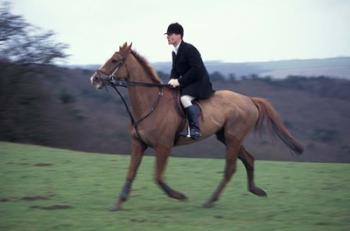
90, 42, 303, 211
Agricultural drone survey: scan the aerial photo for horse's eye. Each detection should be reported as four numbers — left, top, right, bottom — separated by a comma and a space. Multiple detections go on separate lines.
111, 60, 117, 64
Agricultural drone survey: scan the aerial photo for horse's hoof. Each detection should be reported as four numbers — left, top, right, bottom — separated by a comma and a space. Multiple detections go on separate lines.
174, 194, 188, 201
170, 191, 188, 201
178, 193, 188, 201
249, 187, 267, 197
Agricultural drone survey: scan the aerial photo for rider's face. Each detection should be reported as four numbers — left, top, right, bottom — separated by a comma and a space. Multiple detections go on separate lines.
167, 33, 182, 46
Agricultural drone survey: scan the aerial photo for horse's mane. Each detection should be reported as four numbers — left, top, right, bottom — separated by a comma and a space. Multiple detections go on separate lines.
131, 50, 162, 84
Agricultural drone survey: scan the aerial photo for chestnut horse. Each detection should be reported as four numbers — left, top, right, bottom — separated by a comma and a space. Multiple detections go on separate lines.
90, 43, 303, 210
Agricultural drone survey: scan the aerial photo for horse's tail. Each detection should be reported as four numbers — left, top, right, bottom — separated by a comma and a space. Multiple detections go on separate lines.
251, 97, 304, 155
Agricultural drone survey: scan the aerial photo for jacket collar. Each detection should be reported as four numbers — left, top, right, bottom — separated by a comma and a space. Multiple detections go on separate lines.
173, 41, 185, 62
173, 41, 182, 54
176, 41, 184, 56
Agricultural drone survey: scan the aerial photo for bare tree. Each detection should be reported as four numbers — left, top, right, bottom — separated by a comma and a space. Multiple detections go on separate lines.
0, 2, 68, 64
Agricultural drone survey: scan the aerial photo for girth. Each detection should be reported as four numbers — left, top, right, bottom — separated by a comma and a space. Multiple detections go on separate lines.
107, 79, 187, 146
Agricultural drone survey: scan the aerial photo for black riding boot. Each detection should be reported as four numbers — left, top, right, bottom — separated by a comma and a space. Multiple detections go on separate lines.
180, 104, 201, 140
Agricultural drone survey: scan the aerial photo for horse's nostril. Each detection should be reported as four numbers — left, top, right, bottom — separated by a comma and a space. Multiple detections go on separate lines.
90, 75, 98, 85
91, 73, 98, 82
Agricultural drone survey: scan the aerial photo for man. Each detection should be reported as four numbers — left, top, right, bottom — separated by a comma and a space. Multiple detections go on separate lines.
165, 22, 214, 140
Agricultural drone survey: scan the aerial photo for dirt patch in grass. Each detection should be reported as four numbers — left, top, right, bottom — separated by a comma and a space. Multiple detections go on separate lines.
20, 194, 55, 201
30, 204, 73, 210
33, 163, 54, 167
130, 218, 146, 223
1, 194, 55, 202
0, 197, 13, 202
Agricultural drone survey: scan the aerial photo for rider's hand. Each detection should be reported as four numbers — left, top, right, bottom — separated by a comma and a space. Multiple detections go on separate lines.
168, 79, 180, 88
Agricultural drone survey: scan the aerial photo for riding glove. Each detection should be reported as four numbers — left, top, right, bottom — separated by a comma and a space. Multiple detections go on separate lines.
168, 79, 180, 88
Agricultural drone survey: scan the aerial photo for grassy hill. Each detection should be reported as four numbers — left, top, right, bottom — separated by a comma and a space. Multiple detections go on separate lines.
1, 142, 349, 231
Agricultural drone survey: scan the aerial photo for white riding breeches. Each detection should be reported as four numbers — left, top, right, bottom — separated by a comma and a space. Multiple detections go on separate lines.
180, 95, 195, 108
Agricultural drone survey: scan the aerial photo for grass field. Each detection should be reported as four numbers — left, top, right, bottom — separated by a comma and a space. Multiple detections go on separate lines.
0, 142, 349, 231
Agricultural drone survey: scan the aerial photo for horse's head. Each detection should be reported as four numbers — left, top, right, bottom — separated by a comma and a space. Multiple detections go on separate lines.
90, 42, 132, 89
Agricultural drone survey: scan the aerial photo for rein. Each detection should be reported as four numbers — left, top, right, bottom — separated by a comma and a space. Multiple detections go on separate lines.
96, 51, 171, 145
106, 78, 171, 145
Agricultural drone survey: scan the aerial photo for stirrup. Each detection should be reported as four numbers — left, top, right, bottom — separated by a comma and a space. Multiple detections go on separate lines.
179, 125, 191, 138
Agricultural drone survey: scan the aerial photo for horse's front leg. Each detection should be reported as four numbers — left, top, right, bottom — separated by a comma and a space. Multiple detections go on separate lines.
154, 145, 188, 201
111, 138, 147, 211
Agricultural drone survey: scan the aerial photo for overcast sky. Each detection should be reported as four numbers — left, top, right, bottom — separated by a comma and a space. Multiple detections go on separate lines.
11, 0, 350, 65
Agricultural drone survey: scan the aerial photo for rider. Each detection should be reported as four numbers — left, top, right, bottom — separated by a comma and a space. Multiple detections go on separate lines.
165, 22, 214, 140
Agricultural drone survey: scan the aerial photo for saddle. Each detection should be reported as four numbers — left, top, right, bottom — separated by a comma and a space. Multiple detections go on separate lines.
174, 90, 203, 118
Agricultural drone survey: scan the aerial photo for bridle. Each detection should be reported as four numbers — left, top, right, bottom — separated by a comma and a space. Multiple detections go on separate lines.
94, 53, 171, 145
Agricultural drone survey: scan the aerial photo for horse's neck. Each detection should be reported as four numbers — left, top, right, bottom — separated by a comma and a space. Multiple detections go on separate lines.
126, 56, 160, 120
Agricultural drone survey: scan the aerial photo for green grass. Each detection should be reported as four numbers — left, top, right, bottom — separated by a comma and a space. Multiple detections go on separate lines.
0, 141, 349, 231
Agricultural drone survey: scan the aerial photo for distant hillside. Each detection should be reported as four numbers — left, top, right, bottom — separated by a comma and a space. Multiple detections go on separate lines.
73, 57, 350, 80
1, 61, 350, 162
152, 57, 350, 79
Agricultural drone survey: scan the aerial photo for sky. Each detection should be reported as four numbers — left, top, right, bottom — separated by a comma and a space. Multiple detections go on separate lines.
11, 0, 350, 65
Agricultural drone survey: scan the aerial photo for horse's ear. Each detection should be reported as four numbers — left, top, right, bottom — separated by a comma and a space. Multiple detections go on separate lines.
119, 42, 131, 56
118, 42, 128, 52
128, 42, 133, 50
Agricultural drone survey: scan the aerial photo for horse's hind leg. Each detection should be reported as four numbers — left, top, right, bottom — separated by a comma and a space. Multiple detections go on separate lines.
239, 146, 267, 197
216, 130, 267, 197
154, 145, 188, 201
203, 136, 240, 208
